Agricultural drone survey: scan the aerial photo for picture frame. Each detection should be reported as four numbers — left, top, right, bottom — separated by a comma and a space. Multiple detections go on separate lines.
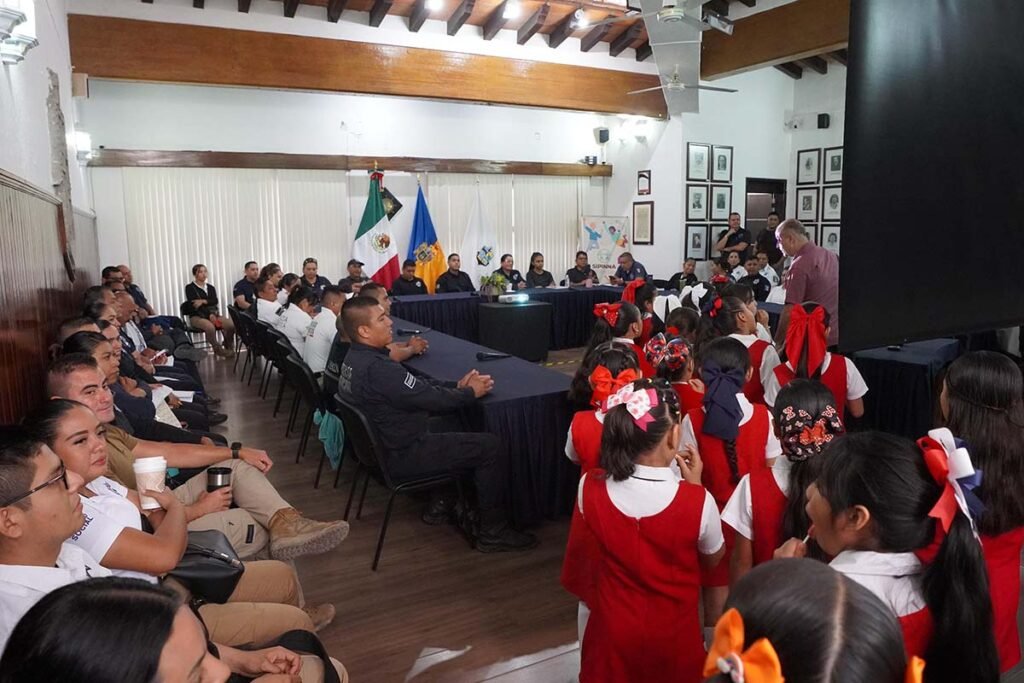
632, 201, 654, 245
821, 223, 841, 255
710, 185, 732, 221
805, 223, 820, 245
712, 145, 733, 183
685, 224, 709, 261
797, 148, 821, 185
687, 142, 711, 181
821, 185, 842, 221
823, 146, 843, 183
709, 224, 728, 256
796, 187, 819, 222
686, 184, 709, 221
637, 169, 651, 196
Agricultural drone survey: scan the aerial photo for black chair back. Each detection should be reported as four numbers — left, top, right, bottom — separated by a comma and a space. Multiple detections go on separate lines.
332, 393, 394, 488
284, 356, 324, 412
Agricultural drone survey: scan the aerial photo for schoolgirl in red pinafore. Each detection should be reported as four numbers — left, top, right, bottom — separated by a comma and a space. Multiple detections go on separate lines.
562, 380, 723, 683
722, 381, 845, 580
764, 303, 867, 421
680, 337, 781, 593
565, 352, 640, 475
623, 280, 661, 349
728, 333, 780, 405
981, 529, 1024, 671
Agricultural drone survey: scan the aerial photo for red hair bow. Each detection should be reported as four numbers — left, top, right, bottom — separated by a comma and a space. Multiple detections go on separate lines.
666, 325, 681, 337
590, 366, 641, 406
785, 306, 827, 377
798, 421, 829, 446
709, 297, 724, 319
593, 302, 622, 327
913, 430, 978, 564
621, 279, 645, 304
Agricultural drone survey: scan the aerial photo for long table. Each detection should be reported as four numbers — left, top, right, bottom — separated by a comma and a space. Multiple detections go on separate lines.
394, 318, 577, 526
390, 287, 623, 350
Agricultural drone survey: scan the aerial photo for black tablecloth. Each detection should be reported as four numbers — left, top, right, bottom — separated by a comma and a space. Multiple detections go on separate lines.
852, 338, 961, 439
394, 318, 576, 525
390, 287, 622, 350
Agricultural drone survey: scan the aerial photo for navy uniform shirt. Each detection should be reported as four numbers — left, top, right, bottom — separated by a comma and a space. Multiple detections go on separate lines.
718, 227, 752, 256
435, 270, 475, 293
233, 278, 257, 307
391, 276, 427, 296
566, 266, 596, 285
301, 275, 332, 296
669, 272, 699, 290
738, 273, 773, 302
338, 275, 371, 293
493, 268, 525, 287
322, 336, 352, 398
338, 343, 475, 453
613, 261, 649, 282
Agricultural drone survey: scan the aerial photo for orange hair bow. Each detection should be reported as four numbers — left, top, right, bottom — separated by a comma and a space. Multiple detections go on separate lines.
905, 657, 926, 683
590, 365, 641, 406
703, 609, 784, 683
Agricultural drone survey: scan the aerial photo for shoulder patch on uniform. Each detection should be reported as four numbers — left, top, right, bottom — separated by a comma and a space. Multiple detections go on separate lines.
404, 372, 417, 389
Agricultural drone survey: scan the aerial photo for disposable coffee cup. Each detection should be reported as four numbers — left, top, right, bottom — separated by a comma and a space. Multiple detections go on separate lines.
207, 467, 232, 493
133, 457, 167, 511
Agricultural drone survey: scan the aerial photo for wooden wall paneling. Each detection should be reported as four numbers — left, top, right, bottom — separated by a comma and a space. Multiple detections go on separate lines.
701, 0, 849, 79
68, 15, 667, 117
0, 171, 99, 423
88, 149, 614, 177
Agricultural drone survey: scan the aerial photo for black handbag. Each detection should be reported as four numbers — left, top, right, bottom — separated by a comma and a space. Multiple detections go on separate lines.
166, 530, 245, 604
224, 630, 342, 683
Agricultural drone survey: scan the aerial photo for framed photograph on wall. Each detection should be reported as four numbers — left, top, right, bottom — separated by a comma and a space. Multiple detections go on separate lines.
685, 224, 708, 260
821, 223, 841, 255
632, 201, 654, 245
821, 185, 842, 221
805, 224, 820, 245
637, 169, 651, 195
712, 145, 733, 183
796, 187, 819, 222
710, 185, 732, 221
823, 147, 843, 183
797, 148, 821, 185
687, 142, 711, 181
686, 184, 709, 221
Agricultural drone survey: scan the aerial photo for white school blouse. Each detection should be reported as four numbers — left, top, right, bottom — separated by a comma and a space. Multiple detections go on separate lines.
762, 354, 869, 408
729, 333, 782, 389
830, 550, 926, 618
721, 456, 792, 540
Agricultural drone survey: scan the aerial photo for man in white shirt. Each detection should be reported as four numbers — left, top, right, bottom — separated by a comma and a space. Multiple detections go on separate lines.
305, 286, 344, 374
255, 276, 284, 327
0, 428, 110, 649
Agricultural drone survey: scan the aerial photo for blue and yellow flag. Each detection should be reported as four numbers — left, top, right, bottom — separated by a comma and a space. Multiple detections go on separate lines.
407, 185, 445, 294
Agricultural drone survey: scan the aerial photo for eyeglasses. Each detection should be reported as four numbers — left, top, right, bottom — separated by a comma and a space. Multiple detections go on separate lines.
0, 463, 69, 508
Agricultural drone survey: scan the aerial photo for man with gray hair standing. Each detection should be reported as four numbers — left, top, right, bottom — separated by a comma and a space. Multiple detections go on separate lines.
774, 219, 839, 346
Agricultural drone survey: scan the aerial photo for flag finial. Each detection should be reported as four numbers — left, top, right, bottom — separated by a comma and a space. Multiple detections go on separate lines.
374, 160, 378, 171
416, 173, 422, 186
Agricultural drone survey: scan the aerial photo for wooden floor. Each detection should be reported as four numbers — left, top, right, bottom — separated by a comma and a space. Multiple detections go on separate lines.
203, 348, 584, 682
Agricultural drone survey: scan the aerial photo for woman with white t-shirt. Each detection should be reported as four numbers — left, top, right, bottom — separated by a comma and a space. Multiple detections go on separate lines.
281, 287, 320, 357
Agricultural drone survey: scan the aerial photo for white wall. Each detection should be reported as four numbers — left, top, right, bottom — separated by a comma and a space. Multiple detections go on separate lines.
0, 0, 91, 210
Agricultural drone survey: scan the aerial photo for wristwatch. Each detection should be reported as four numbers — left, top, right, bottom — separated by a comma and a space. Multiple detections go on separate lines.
231, 442, 242, 459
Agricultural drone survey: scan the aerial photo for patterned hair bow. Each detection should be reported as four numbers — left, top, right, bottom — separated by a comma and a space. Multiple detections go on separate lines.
914, 427, 981, 564
603, 383, 659, 431
703, 609, 784, 683
590, 365, 641, 406
778, 404, 844, 462
593, 302, 622, 327
621, 279, 645, 304
643, 333, 690, 373
785, 306, 827, 377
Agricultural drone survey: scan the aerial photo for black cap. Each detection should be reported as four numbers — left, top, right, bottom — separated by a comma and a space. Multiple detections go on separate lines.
347, 259, 364, 267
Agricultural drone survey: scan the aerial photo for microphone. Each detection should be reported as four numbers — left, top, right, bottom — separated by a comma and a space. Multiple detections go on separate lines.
476, 352, 510, 361
396, 328, 421, 335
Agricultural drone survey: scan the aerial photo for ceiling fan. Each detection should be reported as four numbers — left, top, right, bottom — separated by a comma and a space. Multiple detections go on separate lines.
588, 0, 734, 34
628, 65, 738, 95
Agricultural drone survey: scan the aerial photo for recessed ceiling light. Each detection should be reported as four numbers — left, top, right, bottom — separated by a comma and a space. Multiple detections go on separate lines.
426, 0, 444, 12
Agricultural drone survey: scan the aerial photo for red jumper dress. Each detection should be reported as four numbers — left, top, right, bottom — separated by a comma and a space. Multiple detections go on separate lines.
773, 355, 849, 421
982, 527, 1024, 672
748, 468, 789, 566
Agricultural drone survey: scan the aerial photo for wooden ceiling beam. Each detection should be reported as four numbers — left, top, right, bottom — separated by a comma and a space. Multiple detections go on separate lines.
238, 0, 252, 11
193, 0, 205, 8
447, 0, 474, 36
635, 40, 652, 62
368, 0, 393, 26
580, 15, 613, 52
706, 0, 729, 16
702, 0, 849, 79
482, 1, 509, 40
517, 4, 548, 45
327, 0, 348, 22
283, 0, 300, 17
548, 11, 575, 48
831, 48, 848, 66
774, 62, 802, 79
609, 22, 642, 58
799, 55, 828, 75
734, 0, 756, 7
408, 0, 429, 31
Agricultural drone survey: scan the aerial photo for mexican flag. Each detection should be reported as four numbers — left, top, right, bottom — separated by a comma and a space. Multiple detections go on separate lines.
352, 171, 400, 289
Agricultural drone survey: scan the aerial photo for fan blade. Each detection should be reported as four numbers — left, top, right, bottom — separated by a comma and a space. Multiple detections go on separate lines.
649, 40, 702, 46
628, 85, 667, 95
676, 13, 707, 31
686, 84, 738, 93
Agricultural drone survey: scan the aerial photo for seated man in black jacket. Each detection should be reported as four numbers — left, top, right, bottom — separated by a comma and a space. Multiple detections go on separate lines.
434, 254, 475, 293
390, 259, 428, 296
337, 297, 536, 553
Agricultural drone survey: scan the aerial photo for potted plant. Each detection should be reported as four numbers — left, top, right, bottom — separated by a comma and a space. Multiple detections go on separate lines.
479, 273, 507, 302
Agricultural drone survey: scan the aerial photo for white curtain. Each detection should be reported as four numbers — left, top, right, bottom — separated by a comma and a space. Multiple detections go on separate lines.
513, 175, 585, 281
428, 173, 515, 264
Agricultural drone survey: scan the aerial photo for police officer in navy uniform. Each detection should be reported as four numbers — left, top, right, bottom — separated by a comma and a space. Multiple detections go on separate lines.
609, 252, 649, 285
337, 297, 537, 552
390, 259, 427, 296
338, 259, 371, 294
435, 254, 475, 293
493, 254, 526, 289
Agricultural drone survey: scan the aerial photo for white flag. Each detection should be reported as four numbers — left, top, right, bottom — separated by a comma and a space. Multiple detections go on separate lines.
459, 184, 499, 288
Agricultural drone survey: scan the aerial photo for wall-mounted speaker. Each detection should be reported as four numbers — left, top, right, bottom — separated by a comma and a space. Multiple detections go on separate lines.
817, 113, 831, 129
595, 127, 610, 144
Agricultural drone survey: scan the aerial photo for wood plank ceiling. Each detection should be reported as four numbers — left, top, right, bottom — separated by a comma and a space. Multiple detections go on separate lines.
143, 0, 760, 61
